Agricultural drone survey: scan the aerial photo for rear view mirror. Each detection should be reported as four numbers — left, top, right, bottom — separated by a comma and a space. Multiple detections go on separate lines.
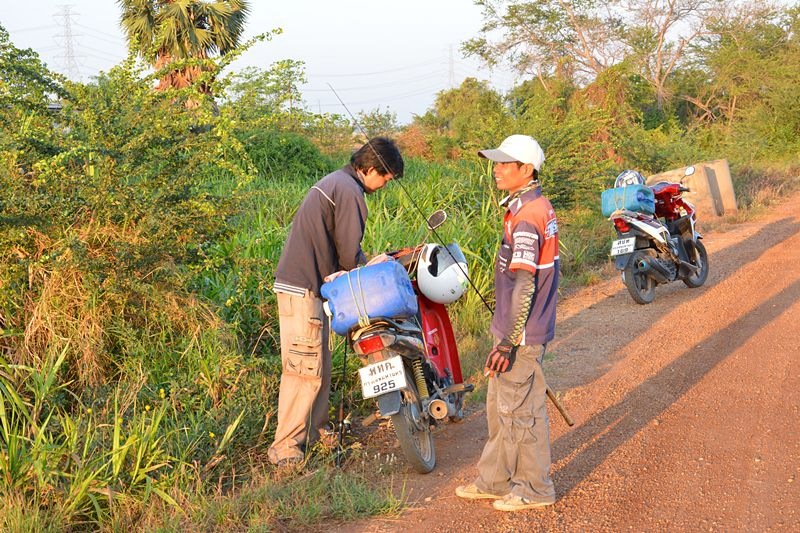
684, 166, 695, 177
426, 210, 447, 230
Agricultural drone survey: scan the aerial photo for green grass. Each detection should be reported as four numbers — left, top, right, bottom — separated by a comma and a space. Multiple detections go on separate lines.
5, 148, 797, 531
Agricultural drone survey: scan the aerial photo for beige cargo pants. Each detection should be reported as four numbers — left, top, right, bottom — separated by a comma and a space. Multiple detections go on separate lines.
267, 290, 331, 464
475, 343, 556, 503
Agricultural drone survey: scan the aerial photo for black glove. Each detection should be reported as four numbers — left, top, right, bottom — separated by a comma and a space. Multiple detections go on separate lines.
484, 339, 516, 377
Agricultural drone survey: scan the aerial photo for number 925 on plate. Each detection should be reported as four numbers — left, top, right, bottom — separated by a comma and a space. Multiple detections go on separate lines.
358, 355, 407, 399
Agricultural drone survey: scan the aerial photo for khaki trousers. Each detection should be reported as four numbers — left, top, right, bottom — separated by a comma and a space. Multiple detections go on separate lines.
475, 343, 556, 502
267, 290, 331, 464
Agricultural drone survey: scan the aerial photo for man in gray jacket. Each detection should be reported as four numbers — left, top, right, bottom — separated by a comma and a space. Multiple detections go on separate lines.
268, 137, 404, 466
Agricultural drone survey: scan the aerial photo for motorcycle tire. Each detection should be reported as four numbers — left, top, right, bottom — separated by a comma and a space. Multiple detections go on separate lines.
624, 251, 656, 304
682, 240, 709, 288
390, 368, 436, 473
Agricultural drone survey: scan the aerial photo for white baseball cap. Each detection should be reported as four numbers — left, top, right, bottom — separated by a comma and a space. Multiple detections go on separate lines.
478, 135, 545, 171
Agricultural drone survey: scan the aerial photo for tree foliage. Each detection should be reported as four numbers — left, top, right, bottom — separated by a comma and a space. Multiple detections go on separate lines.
680, 3, 800, 158
0, 26, 69, 170
226, 61, 307, 120
118, 0, 250, 92
221, 62, 355, 156
414, 78, 511, 158
464, 0, 625, 85
0, 42, 252, 384
465, 0, 716, 111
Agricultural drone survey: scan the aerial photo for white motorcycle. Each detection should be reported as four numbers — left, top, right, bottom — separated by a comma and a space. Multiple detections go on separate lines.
605, 168, 710, 304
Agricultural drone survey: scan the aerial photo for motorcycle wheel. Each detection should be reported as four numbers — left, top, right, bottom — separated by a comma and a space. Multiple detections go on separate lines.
624, 251, 656, 304
390, 368, 436, 473
683, 240, 709, 288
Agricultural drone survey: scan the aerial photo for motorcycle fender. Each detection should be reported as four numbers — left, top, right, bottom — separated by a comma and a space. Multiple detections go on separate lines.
615, 253, 631, 270
376, 390, 402, 417
628, 218, 669, 244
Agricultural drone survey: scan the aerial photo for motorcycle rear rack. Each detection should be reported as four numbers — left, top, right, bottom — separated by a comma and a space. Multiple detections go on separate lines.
350, 316, 421, 341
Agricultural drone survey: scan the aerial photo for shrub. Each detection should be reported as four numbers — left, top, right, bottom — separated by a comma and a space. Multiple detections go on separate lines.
236, 128, 336, 179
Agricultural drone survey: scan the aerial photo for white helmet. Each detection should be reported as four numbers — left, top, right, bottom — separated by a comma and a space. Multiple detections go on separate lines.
615, 169, 646, 188
417, 243, 469, 304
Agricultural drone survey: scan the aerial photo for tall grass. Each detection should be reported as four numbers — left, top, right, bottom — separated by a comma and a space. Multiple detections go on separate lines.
6, 131, 794, 530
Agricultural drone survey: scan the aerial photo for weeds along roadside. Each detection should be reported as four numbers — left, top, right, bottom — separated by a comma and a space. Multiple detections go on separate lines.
0, 65, 399, 529
4, 103, 797, 529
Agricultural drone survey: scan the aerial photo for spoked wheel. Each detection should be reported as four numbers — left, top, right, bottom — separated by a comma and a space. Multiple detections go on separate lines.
390, 368, 435, 473
624, 250, 657, 304
683, 240, 709, 288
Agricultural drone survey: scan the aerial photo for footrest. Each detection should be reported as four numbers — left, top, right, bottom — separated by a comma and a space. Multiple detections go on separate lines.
442, 382, 475, 395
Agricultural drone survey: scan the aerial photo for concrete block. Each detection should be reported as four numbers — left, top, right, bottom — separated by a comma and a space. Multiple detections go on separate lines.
702, 159, 738, 215
647, 165, 724, 218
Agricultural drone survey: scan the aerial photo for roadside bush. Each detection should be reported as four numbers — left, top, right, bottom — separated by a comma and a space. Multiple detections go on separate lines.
0, 49, 273, 527
0, 58, 252, 383
236, 128, 336, 179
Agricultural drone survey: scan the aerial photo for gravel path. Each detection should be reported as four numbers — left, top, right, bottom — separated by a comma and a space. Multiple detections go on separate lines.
340, 191, 800, 532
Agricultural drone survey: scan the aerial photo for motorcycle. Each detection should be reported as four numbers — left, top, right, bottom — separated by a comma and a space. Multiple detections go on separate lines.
607, 167, 710, 304
323, 210, 473, 473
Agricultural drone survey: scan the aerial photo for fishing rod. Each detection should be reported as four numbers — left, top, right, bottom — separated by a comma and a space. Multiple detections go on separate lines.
328, 84, 497, 466
328, 86, 574, 430
327, 84, 493, 314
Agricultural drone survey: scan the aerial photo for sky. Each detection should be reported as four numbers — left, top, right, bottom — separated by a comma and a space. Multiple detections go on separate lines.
2, 1, 519, 124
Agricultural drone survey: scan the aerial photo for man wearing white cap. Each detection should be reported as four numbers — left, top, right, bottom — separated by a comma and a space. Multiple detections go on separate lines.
455, 135, 560, 511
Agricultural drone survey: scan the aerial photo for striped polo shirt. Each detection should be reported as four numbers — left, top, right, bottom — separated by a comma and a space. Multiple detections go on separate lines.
491, 186, 560, 345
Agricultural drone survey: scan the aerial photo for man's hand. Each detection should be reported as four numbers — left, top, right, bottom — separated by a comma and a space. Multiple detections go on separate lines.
324, 270, 347, 283
484, 339, 516, 377
366, 253, 392, 266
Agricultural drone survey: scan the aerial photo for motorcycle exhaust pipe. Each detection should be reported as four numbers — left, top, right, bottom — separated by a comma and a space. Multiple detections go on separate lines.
427, 398, 454, 420
637, 257, 670, 283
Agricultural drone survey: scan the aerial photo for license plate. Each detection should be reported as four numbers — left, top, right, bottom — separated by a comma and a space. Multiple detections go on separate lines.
610, 237, 635, 256
359, 355, 407, 399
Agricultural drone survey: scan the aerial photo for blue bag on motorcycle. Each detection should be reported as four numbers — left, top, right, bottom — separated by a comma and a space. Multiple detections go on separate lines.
601, 184, 656, 217
321, 261, 418, 335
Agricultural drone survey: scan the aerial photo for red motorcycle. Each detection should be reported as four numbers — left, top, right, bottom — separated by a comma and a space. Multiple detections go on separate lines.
605, 168, 710, 304
321, 211, 473, 473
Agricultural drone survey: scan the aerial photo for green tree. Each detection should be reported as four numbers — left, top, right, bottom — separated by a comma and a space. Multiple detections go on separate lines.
225, 61, 308, 126
117, 0, 250, 94
463, 0, 625, 89
623, 0, 715, 111
0, 25, 68, 172
415, 77, 510, 158
221, 61, 355, 157
464, 0, 718, 113
682, 4, 800, 158
355, 106, 400, 139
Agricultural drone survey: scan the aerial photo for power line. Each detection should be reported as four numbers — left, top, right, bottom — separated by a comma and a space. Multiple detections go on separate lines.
7, 24, 60, 34
303, 69, 446, 92
73, 22, 123, 42
73, 26, 126, 47
314, 85, 445, 108
308, 59, 442, 78
449, 45, 455, 88
81, 44, 125, 62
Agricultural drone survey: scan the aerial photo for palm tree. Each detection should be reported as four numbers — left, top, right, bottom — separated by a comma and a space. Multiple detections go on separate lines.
118, 0, 249, 94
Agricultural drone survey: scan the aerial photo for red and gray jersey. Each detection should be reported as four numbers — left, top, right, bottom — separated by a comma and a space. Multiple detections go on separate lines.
491, 186, 560, 345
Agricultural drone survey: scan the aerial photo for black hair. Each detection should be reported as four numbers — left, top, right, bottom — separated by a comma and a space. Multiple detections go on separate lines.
350, 137, 404, 178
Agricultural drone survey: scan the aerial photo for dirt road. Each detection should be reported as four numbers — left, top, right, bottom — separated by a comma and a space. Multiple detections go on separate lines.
343, 190, 800, 532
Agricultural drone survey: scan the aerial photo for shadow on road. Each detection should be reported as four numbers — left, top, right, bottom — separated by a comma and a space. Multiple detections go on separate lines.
550, 274, 800, 497
548, 217, 800, 391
